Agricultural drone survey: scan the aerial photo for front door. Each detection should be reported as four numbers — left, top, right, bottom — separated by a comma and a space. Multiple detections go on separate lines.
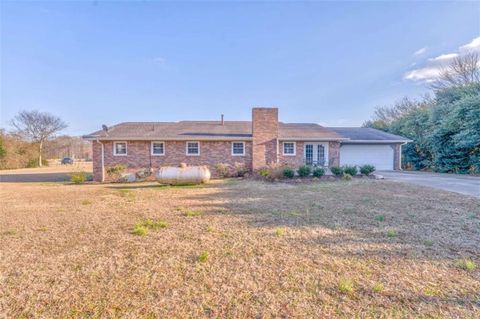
304, 143, 327, 166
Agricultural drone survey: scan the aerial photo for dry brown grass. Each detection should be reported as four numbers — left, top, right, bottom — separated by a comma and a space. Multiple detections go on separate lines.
1, 179, 479, 318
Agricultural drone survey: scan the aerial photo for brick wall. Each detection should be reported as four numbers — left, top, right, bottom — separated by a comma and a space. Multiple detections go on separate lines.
278, 141, 304, 167
252, 108, 279, 170
92, 140, 252, 182
278, 141, 341, 168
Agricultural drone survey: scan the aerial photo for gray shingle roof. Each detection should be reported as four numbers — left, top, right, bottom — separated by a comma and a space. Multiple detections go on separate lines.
327, 127, 411, 142
84, 121, 409, 142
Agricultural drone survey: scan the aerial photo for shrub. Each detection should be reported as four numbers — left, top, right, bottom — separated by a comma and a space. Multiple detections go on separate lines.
70, 171, 87, 184
283, 167, 295, 178
343, 165, 358, 176
342, 173, 352, 181
375, 214, 385, 222
214, 163, 231, 178
297, 165, 312, 177
330, 166, 343, 176
457, 259, 477, 271
360, 164, 376, 176
106, 164, 127, 181
258, 168, 270, 178
338, 279, 354, 294
234, 163, 249, 177
198, 251, 209, 262
312, 167, 325, 177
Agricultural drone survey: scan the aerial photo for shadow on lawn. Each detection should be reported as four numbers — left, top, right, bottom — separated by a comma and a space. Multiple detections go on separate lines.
175, 179, 480, 260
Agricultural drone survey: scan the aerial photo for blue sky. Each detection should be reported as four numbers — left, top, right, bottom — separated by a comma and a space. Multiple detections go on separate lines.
1, 1, 479, 135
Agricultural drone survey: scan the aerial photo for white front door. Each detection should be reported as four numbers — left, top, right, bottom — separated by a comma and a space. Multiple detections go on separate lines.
304, 143, 329, 167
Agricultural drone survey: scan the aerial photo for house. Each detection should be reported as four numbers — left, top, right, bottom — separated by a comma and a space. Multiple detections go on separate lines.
83, 107, 410, 182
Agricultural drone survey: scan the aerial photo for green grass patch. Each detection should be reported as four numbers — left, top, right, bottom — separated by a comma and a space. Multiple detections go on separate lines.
132, 225, 148, 236
386, 230, 397, 238
184, 210, 203, 217
372, 283, 384, 293
198, 251, 209, 262
338, 279, 354, 295
275, 227, 285, 236
423, 240, 434, 247
457, 259, 477, 271
4, 229, 17, 236
375, 214, 385, 222
132, 218, 168, 236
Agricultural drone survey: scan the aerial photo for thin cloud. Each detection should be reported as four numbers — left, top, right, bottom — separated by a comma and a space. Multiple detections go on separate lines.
460, 36, 480, 52
413, 47, 427, 56
404, 37, 480, 82
152, 56, 166, 66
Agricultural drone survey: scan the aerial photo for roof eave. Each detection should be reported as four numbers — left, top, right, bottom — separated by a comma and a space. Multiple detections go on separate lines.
341, 139, 412, 144
279, 137, 349, 141
84, 136, 253, 141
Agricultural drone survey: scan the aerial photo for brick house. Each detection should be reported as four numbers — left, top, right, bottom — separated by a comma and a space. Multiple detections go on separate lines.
83, 107, 410, 182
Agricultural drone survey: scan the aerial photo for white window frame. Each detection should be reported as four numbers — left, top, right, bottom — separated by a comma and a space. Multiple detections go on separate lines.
231, 141, 245, 156
113, 141, 127, 156
151, 141, 165, 156
186, 141, 200, 156
283, 142, 296, 156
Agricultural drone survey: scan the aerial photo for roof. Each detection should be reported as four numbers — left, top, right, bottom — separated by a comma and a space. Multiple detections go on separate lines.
84, 121, 346, 141
327, 127, 411, 142
83, 121, 409, 143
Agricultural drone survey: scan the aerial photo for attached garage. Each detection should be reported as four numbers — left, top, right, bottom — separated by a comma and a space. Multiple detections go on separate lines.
340, 144, 394, 170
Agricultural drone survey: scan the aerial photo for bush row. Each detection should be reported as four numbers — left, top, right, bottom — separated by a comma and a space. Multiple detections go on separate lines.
258, 164, 376, 180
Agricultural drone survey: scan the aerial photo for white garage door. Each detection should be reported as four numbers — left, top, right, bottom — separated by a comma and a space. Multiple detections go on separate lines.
340, 144, 394, 170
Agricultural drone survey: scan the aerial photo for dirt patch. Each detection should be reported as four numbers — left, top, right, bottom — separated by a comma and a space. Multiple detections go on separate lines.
1, 179, 479, 318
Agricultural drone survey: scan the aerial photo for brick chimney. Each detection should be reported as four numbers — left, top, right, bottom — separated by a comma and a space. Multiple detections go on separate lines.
252, 107, 279, 170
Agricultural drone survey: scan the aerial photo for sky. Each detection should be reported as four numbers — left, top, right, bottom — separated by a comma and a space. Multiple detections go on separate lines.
1, 1, 479, 136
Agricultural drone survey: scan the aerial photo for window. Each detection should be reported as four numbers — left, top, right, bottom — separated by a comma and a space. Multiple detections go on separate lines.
186, 141, 200, 155
151, 141, 165, 156
231, 142, 245, 156
283, 142, 296, 156
113, 141, 127, 156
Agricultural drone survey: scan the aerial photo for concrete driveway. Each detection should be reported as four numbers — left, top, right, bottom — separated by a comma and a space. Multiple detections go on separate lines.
378, 170, 480, 198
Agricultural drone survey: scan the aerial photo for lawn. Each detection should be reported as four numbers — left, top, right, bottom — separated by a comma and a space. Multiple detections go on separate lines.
1, 179, 479, 318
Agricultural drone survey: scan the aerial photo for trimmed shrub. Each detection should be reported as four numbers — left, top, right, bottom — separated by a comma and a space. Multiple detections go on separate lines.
283, 167, 295, 178
70, 171, 87, 184
342, 173, 353, 181
312, 167, 325, 177
360, 164, 376, 176
330, 166, 343, 176
297, 165, 312, 177
106, 164, 127, 181
258, 168, 270, 178
215, 163, 231, 178
343, 165, 358, 176
234, 163, 249, 177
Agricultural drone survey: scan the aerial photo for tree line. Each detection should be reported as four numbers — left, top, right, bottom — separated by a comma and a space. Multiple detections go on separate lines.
0, 111, 91, 170
364, 53, 480, 174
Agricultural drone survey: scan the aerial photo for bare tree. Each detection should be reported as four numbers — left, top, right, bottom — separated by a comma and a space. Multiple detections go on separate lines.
363, 95, 432, 128
11, 110, 67, 167
430, 52, 480, 91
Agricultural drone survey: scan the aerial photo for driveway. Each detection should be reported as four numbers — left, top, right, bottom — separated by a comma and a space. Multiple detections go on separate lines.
378, 170, 480, 198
